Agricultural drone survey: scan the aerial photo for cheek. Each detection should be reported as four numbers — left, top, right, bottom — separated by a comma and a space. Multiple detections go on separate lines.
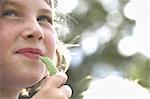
45, 33, 57, 58
0, 22, 19, 60
0, 32, 9, 55
0, 20, 21, 42
0, 29, 15, 53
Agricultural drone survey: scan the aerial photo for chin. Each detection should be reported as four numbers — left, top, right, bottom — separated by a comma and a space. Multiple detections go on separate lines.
19, 70, 46, 88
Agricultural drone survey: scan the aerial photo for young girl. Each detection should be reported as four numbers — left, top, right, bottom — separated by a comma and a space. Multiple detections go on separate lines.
0, 0, 72, 99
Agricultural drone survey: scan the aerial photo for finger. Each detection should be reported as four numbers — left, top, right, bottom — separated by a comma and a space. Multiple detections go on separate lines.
45, 72, 68, 88
59, 85, 72, 98
38, 76, 49, 88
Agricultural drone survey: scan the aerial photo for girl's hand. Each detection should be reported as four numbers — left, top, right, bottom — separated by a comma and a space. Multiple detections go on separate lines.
31, 72, 72, 99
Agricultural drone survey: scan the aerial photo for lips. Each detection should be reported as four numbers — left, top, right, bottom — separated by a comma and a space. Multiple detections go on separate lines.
16, 48, 44, 59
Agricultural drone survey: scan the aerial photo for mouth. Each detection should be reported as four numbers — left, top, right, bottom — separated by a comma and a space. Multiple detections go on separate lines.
16, 48, 44, 60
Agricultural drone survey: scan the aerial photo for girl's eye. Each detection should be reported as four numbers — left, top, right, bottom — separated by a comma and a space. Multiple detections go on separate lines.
37, 16, 52, 24
2, 10, 17, 17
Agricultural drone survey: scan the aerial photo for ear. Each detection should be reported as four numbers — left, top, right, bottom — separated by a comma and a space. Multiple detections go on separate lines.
54, 48, 69, 72
54, 39, 71, 72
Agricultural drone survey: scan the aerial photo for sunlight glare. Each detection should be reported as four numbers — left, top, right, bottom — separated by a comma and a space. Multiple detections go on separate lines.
82, 75, 150, 99
118, 0, 150, 58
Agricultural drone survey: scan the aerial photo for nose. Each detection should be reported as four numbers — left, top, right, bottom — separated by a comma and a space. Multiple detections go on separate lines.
22, 20, 44, 42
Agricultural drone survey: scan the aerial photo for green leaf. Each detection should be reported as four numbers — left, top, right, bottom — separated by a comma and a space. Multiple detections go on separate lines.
40, 56, 58, 76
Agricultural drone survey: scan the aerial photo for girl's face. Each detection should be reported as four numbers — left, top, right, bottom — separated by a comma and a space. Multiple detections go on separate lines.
0, 0, 56, 88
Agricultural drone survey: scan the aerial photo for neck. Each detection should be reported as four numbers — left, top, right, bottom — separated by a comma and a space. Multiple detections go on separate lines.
0, 73, 22, 99
0, 86, 21, 99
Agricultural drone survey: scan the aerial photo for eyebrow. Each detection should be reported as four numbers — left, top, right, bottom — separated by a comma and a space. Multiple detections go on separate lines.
39, 8, 52, 15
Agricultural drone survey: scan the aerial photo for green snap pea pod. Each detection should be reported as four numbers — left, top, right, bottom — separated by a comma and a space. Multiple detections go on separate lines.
40, 56, 58, 76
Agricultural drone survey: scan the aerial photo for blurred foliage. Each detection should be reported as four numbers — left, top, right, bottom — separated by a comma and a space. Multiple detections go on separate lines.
59, 0, 150, 99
